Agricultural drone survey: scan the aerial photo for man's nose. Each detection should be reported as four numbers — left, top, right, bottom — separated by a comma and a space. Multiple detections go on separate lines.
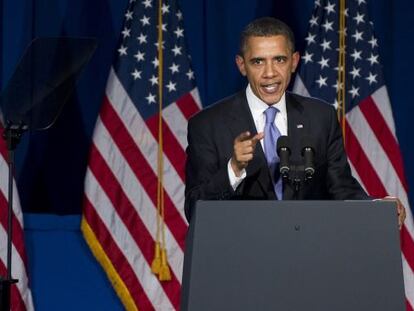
263, 62, 277, 78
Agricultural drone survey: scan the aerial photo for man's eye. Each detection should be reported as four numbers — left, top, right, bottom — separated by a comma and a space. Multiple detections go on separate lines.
275, 56, 286, 63
252, 59, 262, 65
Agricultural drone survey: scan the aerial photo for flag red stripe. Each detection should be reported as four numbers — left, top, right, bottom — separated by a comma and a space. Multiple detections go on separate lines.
83, 197, 155, 310
0, 128, 8, 160
0, 191, 28, 266
100, 97, 187, 248
407, 299, 414, 311
88, 143, 182, 309
176, 93, 201, 120
0, 258, 27, 311
345, 122, 388, 197
358, 96, 409, 191
146, 114, 186, 182
0, 144, 7, 160
401, 225, 414, 272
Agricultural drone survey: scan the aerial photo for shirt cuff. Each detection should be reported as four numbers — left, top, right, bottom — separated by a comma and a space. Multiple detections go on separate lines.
227, 159, 246, 191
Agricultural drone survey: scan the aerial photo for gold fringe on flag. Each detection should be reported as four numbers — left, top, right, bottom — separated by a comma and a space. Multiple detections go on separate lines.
81, 217, 139, 311
150, 0, 172, 282
336, 0, 347, 141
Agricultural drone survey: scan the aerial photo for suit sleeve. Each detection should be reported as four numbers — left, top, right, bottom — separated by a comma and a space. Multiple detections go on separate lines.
325, 106, 370, 200
184, 116, 236, 221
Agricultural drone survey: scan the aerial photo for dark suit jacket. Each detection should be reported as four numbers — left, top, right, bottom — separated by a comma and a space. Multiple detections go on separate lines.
184, 90, 369, 220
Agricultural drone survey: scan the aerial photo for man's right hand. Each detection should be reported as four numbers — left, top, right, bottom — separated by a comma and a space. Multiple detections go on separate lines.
231, 131, 264, 177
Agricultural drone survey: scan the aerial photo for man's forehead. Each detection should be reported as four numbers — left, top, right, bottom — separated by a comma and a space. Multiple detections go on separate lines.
244, 39, 291, 57
244, 35, 292, 51
246, 34, 288, 43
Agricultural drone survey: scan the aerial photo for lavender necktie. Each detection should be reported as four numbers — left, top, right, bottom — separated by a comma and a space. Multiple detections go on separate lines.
264, 107, 283, 200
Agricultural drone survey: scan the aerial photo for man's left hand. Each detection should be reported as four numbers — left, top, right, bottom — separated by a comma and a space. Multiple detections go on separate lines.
382, 196, 406, 230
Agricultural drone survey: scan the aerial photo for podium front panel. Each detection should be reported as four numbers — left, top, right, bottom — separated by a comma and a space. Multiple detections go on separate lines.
181, 200, 405, 311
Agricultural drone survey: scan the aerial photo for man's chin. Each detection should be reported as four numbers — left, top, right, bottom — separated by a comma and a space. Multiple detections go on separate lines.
261, 94, 282, 105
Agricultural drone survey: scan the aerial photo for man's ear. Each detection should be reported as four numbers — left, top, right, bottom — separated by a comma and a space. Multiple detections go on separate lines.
291, 51, 300, 73
235, 55, 247, 76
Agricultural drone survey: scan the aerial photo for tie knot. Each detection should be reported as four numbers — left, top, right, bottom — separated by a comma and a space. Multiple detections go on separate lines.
264, 107, 279, 124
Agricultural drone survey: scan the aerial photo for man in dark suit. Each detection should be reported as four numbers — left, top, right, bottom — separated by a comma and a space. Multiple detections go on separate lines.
184, 17, 405, 225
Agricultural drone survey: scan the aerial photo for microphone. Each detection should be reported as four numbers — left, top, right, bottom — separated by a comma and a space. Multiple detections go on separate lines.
301, 136, 315, 180
276, 136, 291, 179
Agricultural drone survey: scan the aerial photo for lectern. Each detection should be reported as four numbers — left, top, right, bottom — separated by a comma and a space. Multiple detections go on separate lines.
181, 201, 405, 311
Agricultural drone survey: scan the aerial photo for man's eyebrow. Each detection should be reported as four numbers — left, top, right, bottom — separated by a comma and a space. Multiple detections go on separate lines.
248, 56, 264, 62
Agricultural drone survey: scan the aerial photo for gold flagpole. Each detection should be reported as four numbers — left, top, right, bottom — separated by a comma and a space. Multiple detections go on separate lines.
337, 0, 347, 141
151, 0, 171, 281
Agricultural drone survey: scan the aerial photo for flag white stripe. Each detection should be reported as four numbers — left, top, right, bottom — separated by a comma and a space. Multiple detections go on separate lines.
190, 88, 202, 109
346, 106, 414, 235
0, 224, 34, 311
371, 86, 397, 138
92, 117, 184, 280
292, 75, 311, 97
85, 169, 175, 310
163, 102, 189, 150
402, 254, 414, 307
105, 68, 187, 223
0, 154, 24, 227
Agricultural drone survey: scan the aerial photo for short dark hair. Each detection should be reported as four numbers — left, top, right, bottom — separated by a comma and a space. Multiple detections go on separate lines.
239, 17, 296, 55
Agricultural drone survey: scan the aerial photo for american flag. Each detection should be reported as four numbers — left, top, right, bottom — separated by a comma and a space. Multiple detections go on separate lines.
81, 0, 201, 309
293, 0, 414, 309
0, 126, 34, 310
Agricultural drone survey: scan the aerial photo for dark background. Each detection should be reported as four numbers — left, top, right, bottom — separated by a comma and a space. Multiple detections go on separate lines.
1, 0, 413, 309
1, 0, 412, 215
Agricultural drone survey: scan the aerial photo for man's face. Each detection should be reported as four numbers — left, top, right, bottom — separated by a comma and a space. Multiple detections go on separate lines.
236, 35, 300, 105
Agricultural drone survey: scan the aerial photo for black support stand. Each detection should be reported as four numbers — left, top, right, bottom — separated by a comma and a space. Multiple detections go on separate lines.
0, 37, 96, 310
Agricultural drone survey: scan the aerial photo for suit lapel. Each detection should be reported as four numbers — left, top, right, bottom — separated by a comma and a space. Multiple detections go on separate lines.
226, 92, 274, 198
227, 92, 257, 139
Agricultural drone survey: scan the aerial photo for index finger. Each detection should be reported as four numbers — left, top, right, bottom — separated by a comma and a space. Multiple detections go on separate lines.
235, 131, 252, 142
251, 132, 264, 146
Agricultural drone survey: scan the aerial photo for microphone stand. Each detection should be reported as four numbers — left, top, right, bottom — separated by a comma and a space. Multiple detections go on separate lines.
289, 165, 304, 200
284, 164, 314, 200
0, 122, 26, 311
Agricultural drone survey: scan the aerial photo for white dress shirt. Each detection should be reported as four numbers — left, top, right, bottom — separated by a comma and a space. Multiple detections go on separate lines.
228, 84, 288, 190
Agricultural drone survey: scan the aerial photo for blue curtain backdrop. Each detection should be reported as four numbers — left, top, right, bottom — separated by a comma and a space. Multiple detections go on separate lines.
1, 0, 413, 309
1, 0, 413, 214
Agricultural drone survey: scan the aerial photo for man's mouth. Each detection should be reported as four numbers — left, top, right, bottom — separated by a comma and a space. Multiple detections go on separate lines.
261, 82, 281, 94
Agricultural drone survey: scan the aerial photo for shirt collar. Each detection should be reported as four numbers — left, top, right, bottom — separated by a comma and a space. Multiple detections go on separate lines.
245, 84, 287, 122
